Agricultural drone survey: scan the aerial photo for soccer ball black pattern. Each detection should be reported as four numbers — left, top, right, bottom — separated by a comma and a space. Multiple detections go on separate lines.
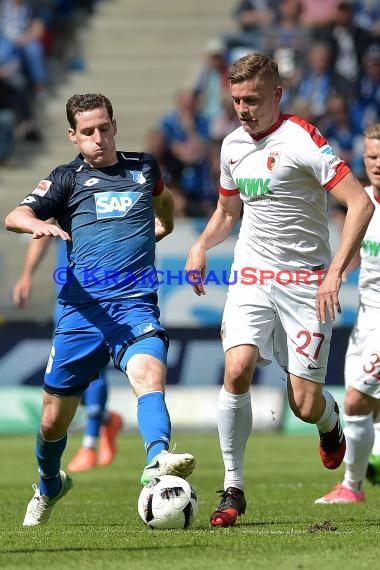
138, 475, 198, 529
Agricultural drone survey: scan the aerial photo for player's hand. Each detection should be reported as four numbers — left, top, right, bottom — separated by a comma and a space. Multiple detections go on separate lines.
155, 217, 169, 242
185, 244, 207, 296
31, 221, 70, 241
12, 277, 31, 308
315, 274, 342, 323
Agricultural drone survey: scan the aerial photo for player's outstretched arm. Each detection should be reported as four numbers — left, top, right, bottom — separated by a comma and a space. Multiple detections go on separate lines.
153, 186, 175, 242
185, 193, 241, 296
4, 206, 71, 241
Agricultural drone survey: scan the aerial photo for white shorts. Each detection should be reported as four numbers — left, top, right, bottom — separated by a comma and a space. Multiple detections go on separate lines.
221, 275, 332, 383
345, 303, 380, 399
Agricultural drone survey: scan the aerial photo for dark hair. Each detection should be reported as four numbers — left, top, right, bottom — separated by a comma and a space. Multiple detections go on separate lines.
228, 52, 280, 85
66, 93, 114, 129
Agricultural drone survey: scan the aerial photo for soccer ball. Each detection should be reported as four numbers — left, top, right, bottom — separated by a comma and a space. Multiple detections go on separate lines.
138, 475, 198, 529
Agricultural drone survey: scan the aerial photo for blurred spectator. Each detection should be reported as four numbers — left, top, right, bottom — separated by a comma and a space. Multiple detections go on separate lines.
352, 0, 380, 40
293, 41, 350, 122
193, 37, 229, 125
159, 89, 217, 217
223, 0, 277, 60
299, 0, 341, 28
285, 95, 314, 122
0, 0, 52, 97
145, 127, 187, 218
318, 93, 364, 177
0, 1, 99, 168
0, 27, 18, 76
314, 1, 372, 84
0, 29, 41, 141
209, 90, 240, 144
264, 0, 311, 80
351, 44, 380, 132
0, 82, 15, 165
44, 0, 95, 76
202, 139, 224, 218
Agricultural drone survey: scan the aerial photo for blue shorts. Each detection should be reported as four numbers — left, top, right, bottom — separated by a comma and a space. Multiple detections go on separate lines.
44, 295, 168, 396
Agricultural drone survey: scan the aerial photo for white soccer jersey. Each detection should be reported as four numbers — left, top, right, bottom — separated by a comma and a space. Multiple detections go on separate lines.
359, 186, 380, 308
220, 114, 350, 272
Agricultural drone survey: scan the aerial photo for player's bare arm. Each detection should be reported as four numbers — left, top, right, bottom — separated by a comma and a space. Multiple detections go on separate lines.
13, 235, 52, 307
185, 193, 241, 296
4, 206, 71, 241
153, 186, 175, 242
316, 172, 374, 323
342, 248, 361, 280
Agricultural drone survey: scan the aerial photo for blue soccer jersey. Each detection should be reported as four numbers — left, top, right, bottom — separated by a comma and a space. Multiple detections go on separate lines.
20, 152, 164, 304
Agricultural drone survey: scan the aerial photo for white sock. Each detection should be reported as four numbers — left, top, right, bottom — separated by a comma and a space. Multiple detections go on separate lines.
342, 414, 374, 492
82, 435, 97, 449
316, 389, 337, 433
372, 421, 380, 455
217, 386, 252, 492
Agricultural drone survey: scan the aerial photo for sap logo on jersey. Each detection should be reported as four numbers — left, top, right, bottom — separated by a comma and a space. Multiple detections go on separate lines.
95, 191, 141, 219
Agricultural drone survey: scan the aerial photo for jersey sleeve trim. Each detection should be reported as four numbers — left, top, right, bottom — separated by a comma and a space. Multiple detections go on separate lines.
219, 186, 240, 196
324, 163, 351, 191
286, 114, 327, 148
153, 178, 164, 196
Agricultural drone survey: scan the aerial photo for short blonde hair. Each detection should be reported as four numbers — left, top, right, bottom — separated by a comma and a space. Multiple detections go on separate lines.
228, 52, 280, 86
364, 123, 380, 140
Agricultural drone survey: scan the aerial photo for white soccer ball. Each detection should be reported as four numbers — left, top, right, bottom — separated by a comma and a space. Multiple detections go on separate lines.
138, 475, 198, 529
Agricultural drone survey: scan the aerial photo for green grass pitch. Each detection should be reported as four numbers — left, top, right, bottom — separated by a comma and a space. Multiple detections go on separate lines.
0, 431, 379, 570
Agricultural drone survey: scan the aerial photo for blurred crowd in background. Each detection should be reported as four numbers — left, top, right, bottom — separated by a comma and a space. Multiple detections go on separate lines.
147, 0, 380, 218
1, 0, 380, 219
0, 0, 97, 164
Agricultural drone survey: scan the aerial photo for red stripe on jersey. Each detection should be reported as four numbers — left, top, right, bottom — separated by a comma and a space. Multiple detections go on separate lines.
250, 114, 286, 141
285, 114, 327, 148
285, 114, 351, 190
324, 163, 351, 191
153, 178, 164, 196
219, 186, 240, 196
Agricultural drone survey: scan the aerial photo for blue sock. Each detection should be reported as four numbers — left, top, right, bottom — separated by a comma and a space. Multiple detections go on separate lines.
137, 392, 171, 463
35, 432, 67, 499
82, 373, 108, 437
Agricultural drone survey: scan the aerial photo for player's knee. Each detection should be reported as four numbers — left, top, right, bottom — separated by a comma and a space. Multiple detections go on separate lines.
129, 373, 165, 396
40, 405, 70, 439
40, 418, 66, 440
224, 361, 254, 390
127, 353, 166, 395
345, 389, 376, 416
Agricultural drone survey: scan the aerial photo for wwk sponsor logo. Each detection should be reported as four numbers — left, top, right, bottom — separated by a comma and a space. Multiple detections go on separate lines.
236, 177, 271, 197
